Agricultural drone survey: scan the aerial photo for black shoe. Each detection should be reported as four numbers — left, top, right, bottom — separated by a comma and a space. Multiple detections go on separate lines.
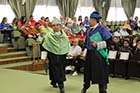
60, 88, 65, 93
50, 82, 58, 88
81, 88, 87, 93
52, 84, 58, 88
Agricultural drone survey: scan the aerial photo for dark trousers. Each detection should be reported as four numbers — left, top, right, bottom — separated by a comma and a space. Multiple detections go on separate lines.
66, 57, 84, 73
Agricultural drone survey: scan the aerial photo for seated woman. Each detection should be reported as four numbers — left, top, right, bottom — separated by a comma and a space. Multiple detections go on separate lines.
114, 27, 122, 36
78, 16, 82, 25
10, 18, 18, 30
66, 39, 83, 76
0, 17, 13, 30
124, 20, 132, 34
83, 16, 89, 27
45, 17, 51, 27
64, 22, 72, 33
130, 20, 136, 31
18, 16, 26, 30
79, 22, 86, 32
77, 30, 86, 39
38, 16, 45, 26
0, 17, 13, 42
28, 15, 36, 28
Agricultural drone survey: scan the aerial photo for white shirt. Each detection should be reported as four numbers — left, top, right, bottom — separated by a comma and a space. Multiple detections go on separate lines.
120, 29, 129, 36
93, 23, 99, 29
114, 31, 122, 36
68, 45, 82, 55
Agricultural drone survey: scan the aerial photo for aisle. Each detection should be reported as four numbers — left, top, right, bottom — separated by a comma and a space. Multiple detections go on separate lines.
0, 68, 139, 93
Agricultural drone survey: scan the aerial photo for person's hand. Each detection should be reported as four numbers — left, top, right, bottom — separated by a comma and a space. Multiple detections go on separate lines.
92, 41, 97, 47
133, 39, 137, 43
7, 27, 10, 30
137, 44, 140, 48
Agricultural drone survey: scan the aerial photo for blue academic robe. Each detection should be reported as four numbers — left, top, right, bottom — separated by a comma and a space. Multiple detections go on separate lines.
86, 24, 112, 50
84, 24, 112, 84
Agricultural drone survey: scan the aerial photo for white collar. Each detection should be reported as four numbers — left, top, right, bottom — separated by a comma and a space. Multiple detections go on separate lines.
91, 23, 99, 30
93, 23, 99, 29
55, 31, 61, 35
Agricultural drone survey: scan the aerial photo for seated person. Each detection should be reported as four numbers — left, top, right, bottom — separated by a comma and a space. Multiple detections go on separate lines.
64, 22, 72, 33
133, 39, 140, 54
114, 27, 122, 36
44, 17, 51, 27
0, 17, 13, 30
60, 16, 65, 28
79, 22, 86, 32
120, 26, 129, 36
132, 35, 139, 47
134, 16, 138, 30
22, 22, 42, 38
41, 22, 52, 34
70, 22, 79, 33
38, 16, 45, 26
78, 16, 82, 25
0, 17, 13, 42
65, 16, 71, 23
28, 15, 36, 28
119, 40, 133, 59
83, 16, 89, 27
102, 21, 111, 31
77, 30, 86, 39
10, 18, 18, 30
124, 20, 132, 34
130, 20, 135, 30
18, 16, 26, 30
71, 17, 77, 24
137, 27, 140, 35
66, 39, 83, 76
110, 36, 122, 51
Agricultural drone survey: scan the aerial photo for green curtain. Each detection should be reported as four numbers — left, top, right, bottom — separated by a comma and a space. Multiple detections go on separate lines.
25, 0, 36, 21
8, 0, 36, 20
121, 0, 137, 19
56, 0, 79, 18
92, 0, 111, 20
8, 0, 24, 19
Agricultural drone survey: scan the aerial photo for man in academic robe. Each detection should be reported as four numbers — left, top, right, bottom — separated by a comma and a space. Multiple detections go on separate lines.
38, 18, 70, 93
81, 11, 112, 93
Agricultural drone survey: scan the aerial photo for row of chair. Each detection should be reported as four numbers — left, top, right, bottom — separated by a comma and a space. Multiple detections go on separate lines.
0, 30, 40, 58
